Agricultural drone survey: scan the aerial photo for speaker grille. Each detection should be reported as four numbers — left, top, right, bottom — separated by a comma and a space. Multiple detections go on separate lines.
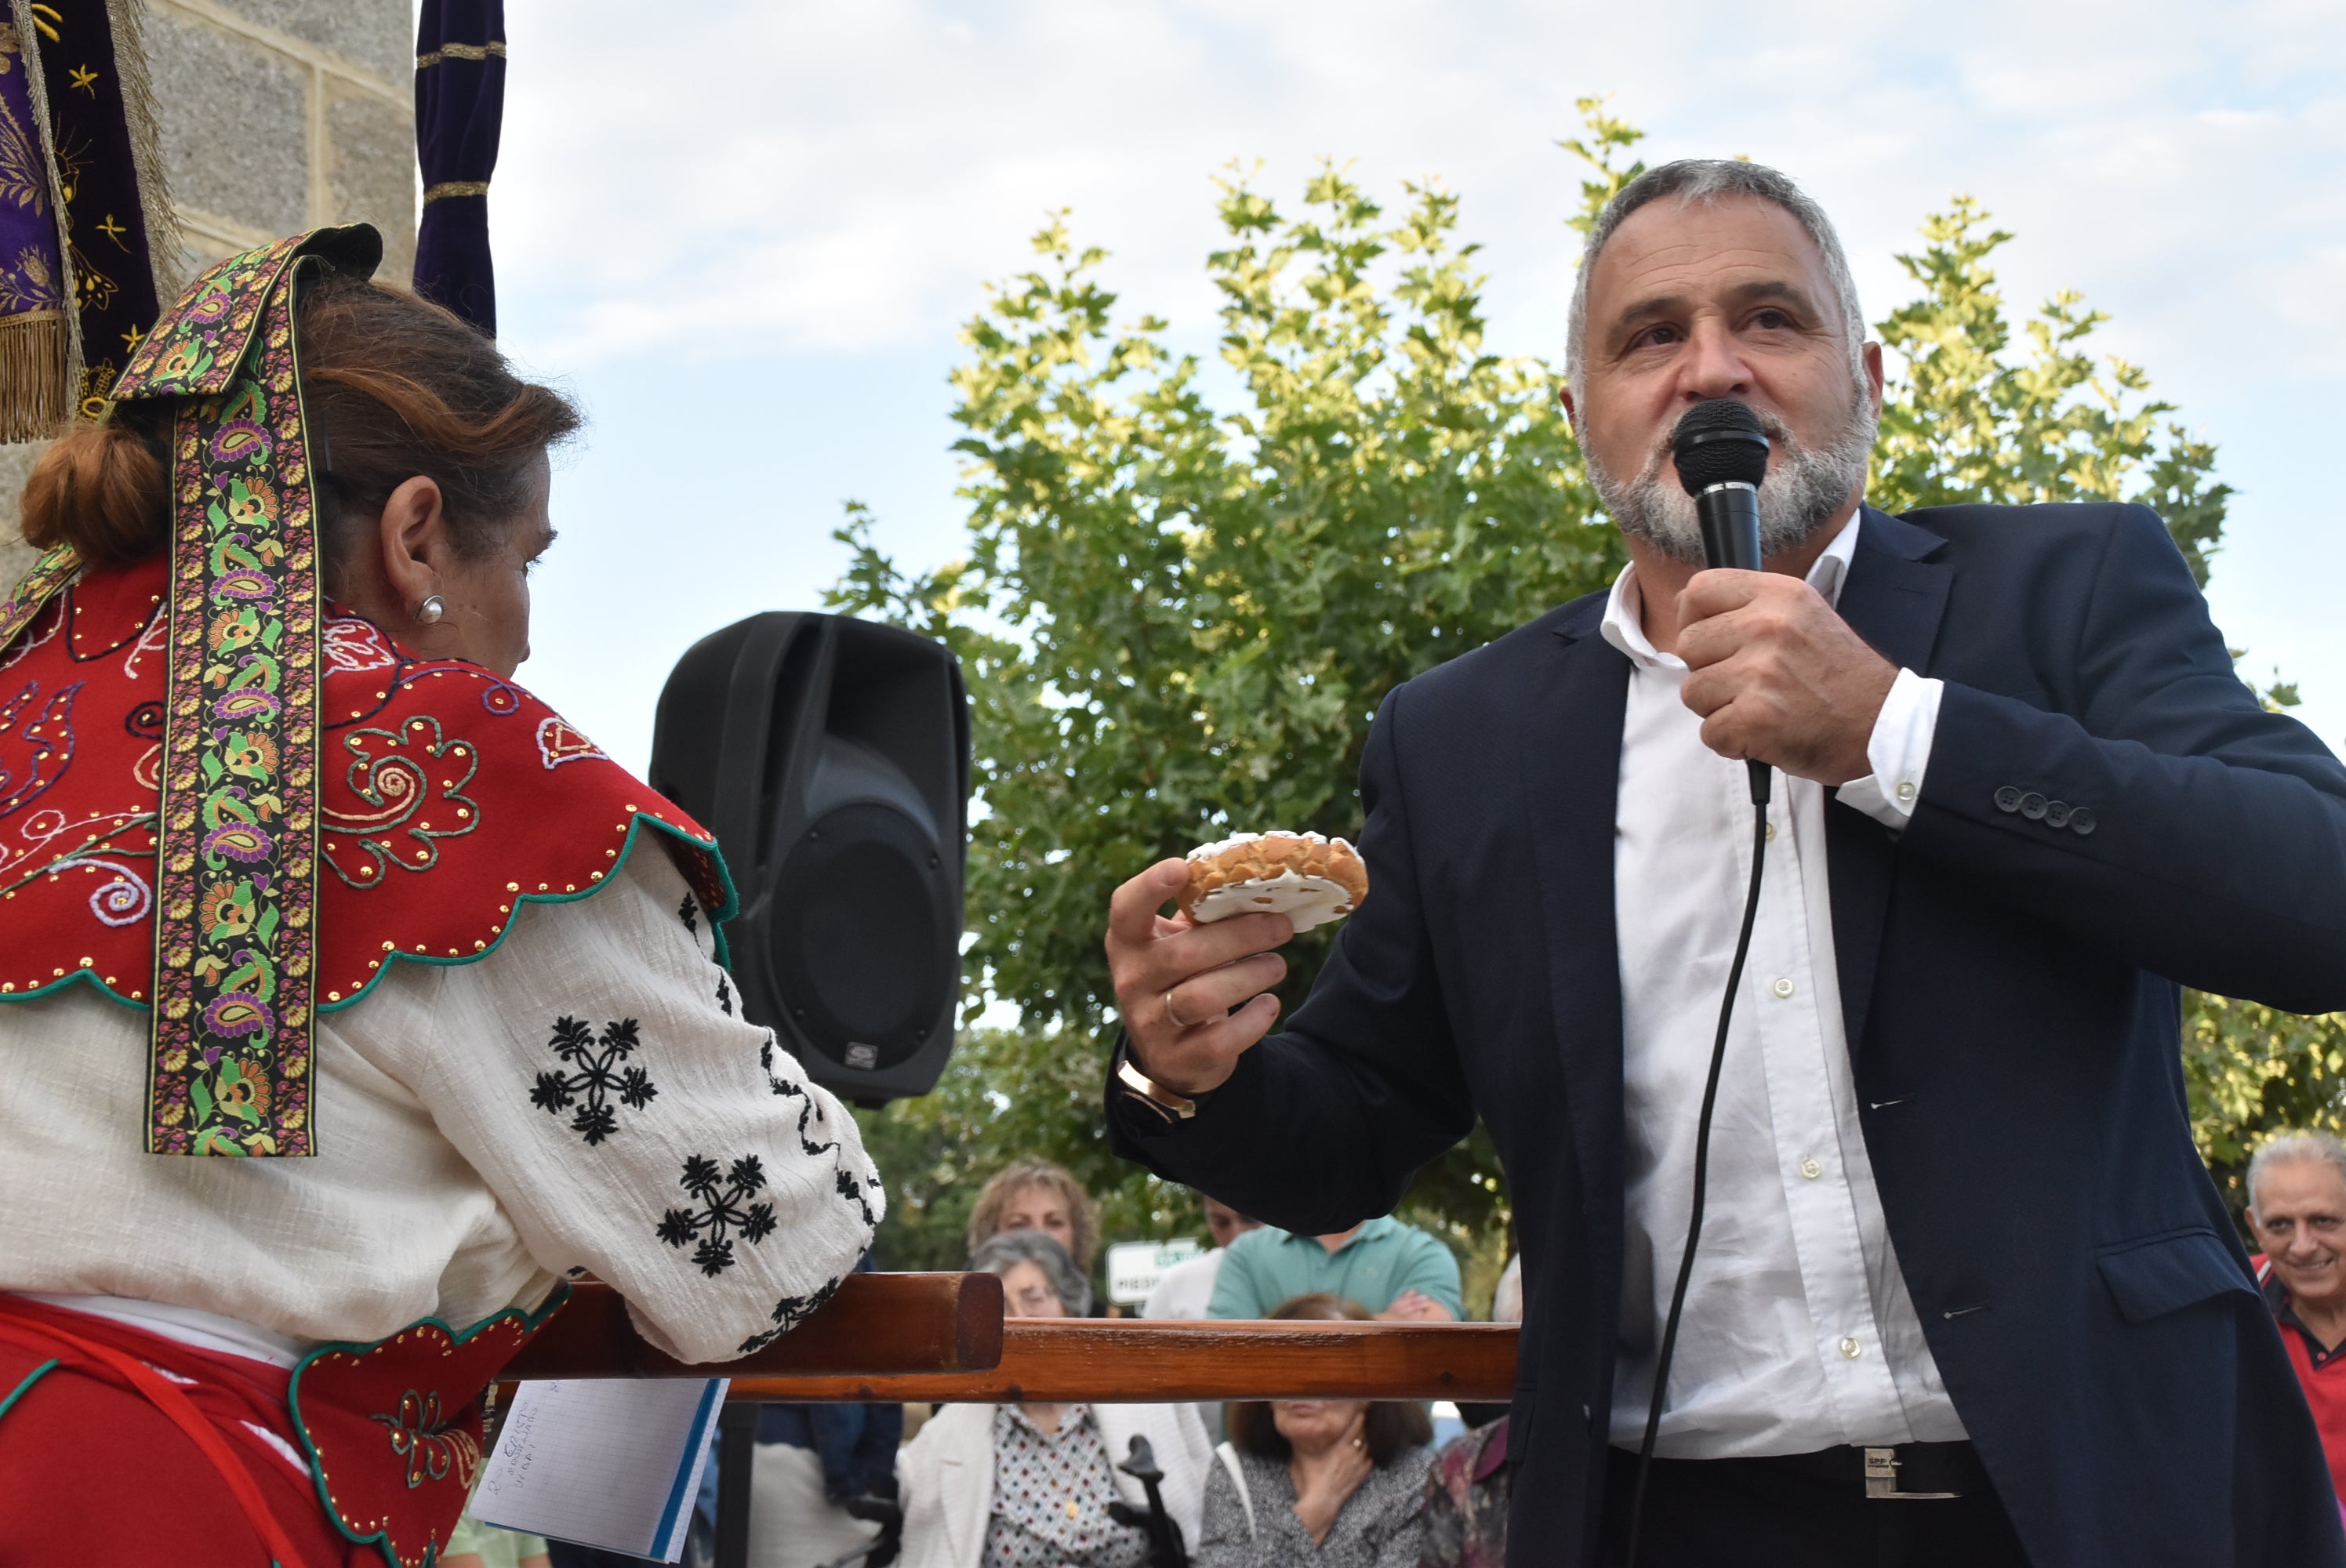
765, 802, 950, 1069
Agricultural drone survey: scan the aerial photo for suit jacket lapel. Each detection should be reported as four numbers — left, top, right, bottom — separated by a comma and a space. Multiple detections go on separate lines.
1826, 506, 1951, 1055
1518, 598, 1632, 1282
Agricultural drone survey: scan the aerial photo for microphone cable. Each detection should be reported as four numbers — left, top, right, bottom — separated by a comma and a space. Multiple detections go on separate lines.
1622, 759, 1772, 1565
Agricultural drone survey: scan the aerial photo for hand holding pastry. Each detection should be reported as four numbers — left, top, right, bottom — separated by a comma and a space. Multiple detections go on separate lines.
1105, 831, 1369, 1098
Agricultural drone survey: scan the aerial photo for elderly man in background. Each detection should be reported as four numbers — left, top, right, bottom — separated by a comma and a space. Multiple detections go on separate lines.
1104, 154, 2346, 1566
2248, 1133, 2346, 1502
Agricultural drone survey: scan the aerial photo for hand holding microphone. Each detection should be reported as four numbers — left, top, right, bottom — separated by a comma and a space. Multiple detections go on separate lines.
1667, 399, 1896, 789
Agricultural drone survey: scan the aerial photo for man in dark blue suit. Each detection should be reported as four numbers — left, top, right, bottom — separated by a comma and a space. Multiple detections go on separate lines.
1100, 159, 2346, 1566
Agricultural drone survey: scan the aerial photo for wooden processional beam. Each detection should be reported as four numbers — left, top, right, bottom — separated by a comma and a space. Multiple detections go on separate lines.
734, 1318, 1520, 1405
509, 1274, 1007, 1379
507, 1275, 1520, 1403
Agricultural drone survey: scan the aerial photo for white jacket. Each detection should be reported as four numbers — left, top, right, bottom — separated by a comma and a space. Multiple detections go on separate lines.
896, 1400, 1211, 1568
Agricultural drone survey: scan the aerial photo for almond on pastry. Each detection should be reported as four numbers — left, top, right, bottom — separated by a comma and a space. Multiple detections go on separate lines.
1178, 830, 1369, 933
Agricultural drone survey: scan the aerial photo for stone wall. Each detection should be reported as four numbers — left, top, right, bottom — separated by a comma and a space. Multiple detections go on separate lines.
0, 0, 413, 586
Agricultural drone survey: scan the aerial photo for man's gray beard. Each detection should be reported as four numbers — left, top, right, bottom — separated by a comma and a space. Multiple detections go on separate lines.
1587, 398, 1879, 566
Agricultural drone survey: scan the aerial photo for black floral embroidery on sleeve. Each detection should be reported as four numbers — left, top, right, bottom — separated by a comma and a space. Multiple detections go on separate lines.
761, 1037, 841, 1160
531, 1017, 659, 1145
677, 893, 698, 935
738, 1273, 846, 1355
715, 975, 732, 1016
836, 1167, 880, 1228
657, 1154, 779, 1276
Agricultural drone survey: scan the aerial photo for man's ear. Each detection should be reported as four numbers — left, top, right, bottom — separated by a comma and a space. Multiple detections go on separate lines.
1559, 382, 1579, 434
1862, 340, 1885, 416
373, 475, 448, 615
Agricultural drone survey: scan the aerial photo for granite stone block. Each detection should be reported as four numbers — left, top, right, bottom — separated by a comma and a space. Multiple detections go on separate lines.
325, 79, 414, 286
197, 0, 410, 89
144, 7, 309, 236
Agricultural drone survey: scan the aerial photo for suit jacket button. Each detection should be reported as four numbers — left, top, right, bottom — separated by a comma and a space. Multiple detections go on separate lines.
2070, 808, 2097, 836
2044, 800, 2072, 828
1994, 786, 2023, 813
2019, 792, 2049, 820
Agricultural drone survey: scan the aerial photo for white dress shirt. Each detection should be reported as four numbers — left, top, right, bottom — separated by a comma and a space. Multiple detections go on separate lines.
1603, 513, 1968, 1457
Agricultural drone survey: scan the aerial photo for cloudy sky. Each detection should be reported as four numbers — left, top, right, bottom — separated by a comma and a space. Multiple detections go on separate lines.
491, 0, 2346, 769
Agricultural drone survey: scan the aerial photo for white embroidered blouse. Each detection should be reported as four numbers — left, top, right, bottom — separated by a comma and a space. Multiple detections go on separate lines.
0, 841, 884, 1367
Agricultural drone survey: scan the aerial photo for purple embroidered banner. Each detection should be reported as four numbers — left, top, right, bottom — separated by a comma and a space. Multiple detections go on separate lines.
0, 16, 67, 437
413, 0, 504, 336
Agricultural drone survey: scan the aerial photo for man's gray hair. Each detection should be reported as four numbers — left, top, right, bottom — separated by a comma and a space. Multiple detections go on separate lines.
1566, 159, 1868, 396
2246, 1130, 2346, 1218
969, 1227, 1093, 1316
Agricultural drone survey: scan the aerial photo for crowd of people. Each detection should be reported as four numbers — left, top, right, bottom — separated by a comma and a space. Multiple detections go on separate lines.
310, 1119, 2346, 1566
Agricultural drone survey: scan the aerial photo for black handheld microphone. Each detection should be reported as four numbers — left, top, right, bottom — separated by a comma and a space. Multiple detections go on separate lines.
1670, 399, 1772, 807
1625, 401, 1780, 1568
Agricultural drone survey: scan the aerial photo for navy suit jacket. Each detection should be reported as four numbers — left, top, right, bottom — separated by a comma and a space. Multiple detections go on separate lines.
1110, 503, 2346, 1566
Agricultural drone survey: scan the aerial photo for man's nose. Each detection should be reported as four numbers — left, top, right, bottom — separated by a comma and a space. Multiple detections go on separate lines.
1675, 316, 1755, 404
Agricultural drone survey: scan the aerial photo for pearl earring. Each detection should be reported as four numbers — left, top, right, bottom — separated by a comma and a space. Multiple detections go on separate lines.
415, 594, 447, 626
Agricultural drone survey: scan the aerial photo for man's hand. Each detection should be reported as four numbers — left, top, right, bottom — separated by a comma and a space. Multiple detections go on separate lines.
1106, 858, 1294, 1098
1374, 1290, 1454, 1323
1676, 569, 1897, 785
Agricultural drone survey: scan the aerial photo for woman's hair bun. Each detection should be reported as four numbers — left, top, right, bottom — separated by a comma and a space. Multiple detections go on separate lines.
17, 417, 169, 570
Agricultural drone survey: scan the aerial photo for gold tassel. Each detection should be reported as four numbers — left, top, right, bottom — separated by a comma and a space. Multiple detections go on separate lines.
0, 305, 71, 441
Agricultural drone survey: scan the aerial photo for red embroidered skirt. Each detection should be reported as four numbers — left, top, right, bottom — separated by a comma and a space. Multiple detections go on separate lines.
0, 1295, 369, 1568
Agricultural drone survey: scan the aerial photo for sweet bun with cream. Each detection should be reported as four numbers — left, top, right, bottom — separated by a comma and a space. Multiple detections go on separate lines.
1178, 830, 1368, 933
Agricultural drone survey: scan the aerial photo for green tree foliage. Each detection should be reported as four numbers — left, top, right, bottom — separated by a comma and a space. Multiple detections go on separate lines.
839, 103, 2341, 1286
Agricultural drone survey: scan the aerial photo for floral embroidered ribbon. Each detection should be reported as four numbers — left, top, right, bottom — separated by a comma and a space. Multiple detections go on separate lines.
107, 223, 382, 1156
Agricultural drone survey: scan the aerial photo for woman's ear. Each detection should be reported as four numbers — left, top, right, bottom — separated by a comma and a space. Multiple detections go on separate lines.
372, 474, 448, 616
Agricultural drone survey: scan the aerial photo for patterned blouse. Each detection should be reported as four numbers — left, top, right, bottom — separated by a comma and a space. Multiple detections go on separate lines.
1418, 1418, 1510, 1568
0, 843, 883, 1363
1194, 1444, 1431, 1568
982, 1404, 1152, 1568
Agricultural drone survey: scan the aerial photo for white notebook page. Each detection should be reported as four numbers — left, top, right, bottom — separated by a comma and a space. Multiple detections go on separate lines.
471, 1377, 728, 1562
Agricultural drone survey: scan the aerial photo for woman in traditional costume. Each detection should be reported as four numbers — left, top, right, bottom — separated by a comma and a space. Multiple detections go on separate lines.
0, 227, 885, 1566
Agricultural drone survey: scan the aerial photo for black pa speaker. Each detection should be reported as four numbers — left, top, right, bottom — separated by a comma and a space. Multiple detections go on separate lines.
649, 613, 969, 1104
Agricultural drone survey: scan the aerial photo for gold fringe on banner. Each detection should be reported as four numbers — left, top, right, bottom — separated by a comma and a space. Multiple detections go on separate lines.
0, 304, 71, 441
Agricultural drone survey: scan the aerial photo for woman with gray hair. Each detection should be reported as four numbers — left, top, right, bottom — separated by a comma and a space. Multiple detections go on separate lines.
895, 1230, 1210, 1568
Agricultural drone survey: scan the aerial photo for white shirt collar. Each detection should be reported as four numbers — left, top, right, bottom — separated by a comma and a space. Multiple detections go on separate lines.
1600, 508, 1864, 671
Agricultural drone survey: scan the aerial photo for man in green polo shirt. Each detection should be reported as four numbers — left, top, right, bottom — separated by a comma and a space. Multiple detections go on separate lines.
1204, 1214, 1464, 1320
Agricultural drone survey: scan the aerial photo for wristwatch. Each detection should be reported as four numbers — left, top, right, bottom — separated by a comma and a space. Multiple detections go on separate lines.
1113, 1036, 1210, 1125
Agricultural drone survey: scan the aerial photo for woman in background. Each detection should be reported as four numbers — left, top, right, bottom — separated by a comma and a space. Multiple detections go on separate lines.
966, 1160, 1102, 1282
1196, 1295, 1433, 1567
897, 1229, 1209, 1567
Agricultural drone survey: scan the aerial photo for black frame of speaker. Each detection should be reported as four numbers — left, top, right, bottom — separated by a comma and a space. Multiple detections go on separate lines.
650, 612, 969, 1105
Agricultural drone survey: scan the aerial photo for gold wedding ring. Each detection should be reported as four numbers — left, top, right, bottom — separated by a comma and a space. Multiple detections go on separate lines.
1163, 988, 1191, 1030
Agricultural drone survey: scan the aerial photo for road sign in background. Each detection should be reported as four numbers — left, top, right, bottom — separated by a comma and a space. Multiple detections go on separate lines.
1105, 1239, 1204, 1306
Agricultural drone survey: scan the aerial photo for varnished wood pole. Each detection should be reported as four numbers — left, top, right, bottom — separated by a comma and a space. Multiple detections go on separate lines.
728, 1318, 1520, 1404
507, 1273, 1005, 1379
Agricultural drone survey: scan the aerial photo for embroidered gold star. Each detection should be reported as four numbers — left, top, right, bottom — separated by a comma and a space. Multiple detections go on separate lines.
120, 321, 142, 352
94, 212, 126, 248
67, 64, 97, 93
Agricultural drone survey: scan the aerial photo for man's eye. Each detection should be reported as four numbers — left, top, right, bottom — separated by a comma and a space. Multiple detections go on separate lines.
1752, 309, 1793, 330
1631, 325, 1680, 350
